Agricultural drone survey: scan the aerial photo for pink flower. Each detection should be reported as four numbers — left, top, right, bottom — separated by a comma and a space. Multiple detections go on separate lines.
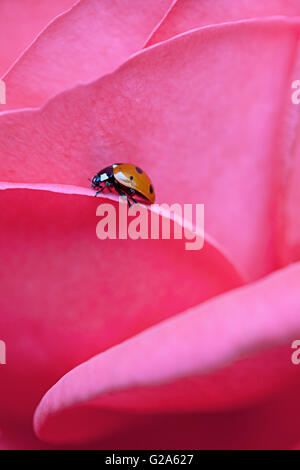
1, 0, 300, 450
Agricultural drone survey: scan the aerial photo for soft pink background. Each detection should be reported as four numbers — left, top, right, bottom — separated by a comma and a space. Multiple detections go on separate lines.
1, 0, 300, 449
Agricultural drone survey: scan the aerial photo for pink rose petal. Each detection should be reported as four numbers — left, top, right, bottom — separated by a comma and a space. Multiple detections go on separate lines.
34, 261, 300, 445
1, 0, 172, 111
6, 383, 300, 449
65, 382, 300, 449
0, 185, 242, 421
0, 0, 76, 76
0, 19, 298, 278
147, 0, 300, 46
0, 420, 53, 450
4, 376, 300, 449
278, 92, 300, 265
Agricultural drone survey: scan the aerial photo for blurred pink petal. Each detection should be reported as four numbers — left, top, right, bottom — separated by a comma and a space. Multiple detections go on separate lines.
34, 261, 300, 444
147, 0, 300, 46
62, 382, 300, 449
0, 421, 52, 450
278, 99, 300, 265
0, 19, 298, 278
7, 382, 300, 449
1, 0, 172, 111
0, 0, 76, 76
0, 185, 242, 421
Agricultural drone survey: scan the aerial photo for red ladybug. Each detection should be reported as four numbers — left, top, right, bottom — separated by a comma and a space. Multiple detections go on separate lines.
91, 163, 155, 207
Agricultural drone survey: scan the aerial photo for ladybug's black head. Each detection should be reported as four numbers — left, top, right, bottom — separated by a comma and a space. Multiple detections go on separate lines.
91, 167, 112, 188
91, 174, 101, 189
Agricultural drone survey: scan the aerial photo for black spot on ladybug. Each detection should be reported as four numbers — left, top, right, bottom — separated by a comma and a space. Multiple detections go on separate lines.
136, 167, 143, 174
149, 184, 153, 194
130, 175, 133, 181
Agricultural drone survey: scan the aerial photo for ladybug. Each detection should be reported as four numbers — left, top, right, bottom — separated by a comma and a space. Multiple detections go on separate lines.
91, 163, 155, 207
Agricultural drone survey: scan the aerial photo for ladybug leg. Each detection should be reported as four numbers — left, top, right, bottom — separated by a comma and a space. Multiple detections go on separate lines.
114, 186, 132, 208
128, 188, 138, 205
129, 195, 137, 205
123, 192, 132, 208
95, 181, 112, 197
94, 184, 105, 197
124, 189, 136, 208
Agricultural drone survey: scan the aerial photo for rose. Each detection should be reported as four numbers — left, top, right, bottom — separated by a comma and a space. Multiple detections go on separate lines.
1, 0, 300, 450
